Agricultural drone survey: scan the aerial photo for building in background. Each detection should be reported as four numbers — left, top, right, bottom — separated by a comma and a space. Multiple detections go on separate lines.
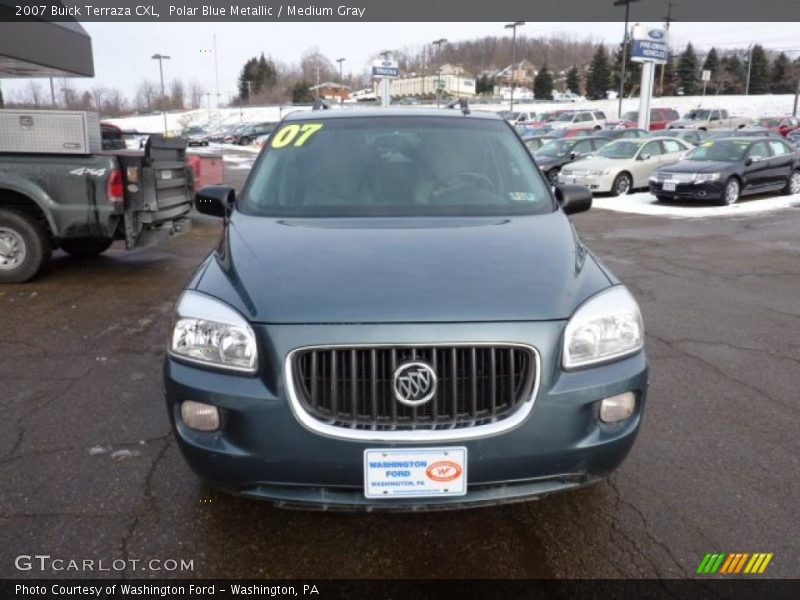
376, 64, 476, 99
309, 82, 351, 101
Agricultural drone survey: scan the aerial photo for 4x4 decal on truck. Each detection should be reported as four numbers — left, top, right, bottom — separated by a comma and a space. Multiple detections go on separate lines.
69, 167, 107, 177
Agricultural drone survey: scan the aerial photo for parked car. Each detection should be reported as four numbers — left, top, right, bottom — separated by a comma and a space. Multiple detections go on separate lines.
550, 110, 607, 131
523, 136, 550, 154
787, 129, 800, 147
169, 109, 648, 509
559, 137, 692, 196
601, 128, 650, 140
504, 110, 538, 125
649, 137, 800, 205
184, 127, 210, 146
609, 108, 680, 131
650, 129, 708, 146
706, 127, 784, 141
230, 121, 277, 145
534, 135, 613, 185
524, 110, 574, 128
667, 108, 750, 131
756, 116, 800, 137
210, 125, 238, 143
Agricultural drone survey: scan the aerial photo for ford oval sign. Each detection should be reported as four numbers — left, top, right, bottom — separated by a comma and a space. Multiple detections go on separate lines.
649, 29, 665, 40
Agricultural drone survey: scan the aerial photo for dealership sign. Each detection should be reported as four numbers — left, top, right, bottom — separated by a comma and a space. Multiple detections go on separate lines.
630, 25, 669, 64
372, 59, 399, 78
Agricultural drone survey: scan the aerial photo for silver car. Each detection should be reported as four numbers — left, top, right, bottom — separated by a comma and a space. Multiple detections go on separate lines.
559, 137, 692, 195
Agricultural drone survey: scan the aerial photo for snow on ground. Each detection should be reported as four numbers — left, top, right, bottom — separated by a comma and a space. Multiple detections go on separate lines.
592, 191, 800, 218
106, 94, 800, 134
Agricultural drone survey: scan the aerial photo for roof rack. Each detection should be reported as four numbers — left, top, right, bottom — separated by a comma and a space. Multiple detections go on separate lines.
446, 98, 471, 116
312, 98, 332, 111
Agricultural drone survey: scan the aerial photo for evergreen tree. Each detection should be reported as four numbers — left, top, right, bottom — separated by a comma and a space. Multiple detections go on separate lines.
676, 43, 699, 95
747, 45, 770, 94
719, 54, 746, 94
238, 57, 258, 101
256, 53, 278, 93
611, 41, 641, 97
291, 80, 313, 103
769, 51, 792, 94
586, 46, 611, 101
566, 66, 581, 94
702, 48, 719, 79
658, 55, 677, 96
533, 64, 554, 100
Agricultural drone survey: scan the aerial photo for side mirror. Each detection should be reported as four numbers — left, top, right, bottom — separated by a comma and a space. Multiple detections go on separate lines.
639, 153, 651, 161
555, 184, 592, 215
195, 185, 236, 218
569, 151, 579, 160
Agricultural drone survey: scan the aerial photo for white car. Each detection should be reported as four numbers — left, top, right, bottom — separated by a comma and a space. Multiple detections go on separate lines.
550, 110, 607, 130
504, 110, 538, 125
558, 137, 692, 195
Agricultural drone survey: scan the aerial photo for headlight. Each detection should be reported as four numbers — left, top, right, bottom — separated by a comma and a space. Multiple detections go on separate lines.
692, 173, 720, 183
169, 290, 258, 373
563, 286, 644, 369
587, 169, 610, 176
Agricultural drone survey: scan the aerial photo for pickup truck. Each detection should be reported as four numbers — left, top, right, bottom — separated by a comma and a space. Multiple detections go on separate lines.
667, 108, 751, 131
0, 136, 193, 283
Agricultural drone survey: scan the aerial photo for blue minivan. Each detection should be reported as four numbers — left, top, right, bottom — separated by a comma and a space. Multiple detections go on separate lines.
165, 109, 648, 509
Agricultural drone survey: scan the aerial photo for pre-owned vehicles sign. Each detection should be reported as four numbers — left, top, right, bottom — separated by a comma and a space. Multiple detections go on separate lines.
630, 25, 669, 64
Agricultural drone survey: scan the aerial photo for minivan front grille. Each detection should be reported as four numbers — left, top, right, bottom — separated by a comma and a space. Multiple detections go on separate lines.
290, 345, 537, 432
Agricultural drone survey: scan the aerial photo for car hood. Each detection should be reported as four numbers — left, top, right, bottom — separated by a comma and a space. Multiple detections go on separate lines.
194, 212, 611, 324
533, 155, 566, 168
565, 156, 632, 171
668, 119, 701, 128
660, 159, 733, 173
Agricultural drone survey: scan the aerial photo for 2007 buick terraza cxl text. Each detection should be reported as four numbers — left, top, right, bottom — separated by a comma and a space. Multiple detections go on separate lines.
164, 109, 649, 509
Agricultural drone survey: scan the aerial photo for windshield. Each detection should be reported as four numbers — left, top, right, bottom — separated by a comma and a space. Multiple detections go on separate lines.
555, 113, 575, 122
241, 117, 554, 217
685, 140, 749, 162
597, 140, 643, 159
684, 110, 711, 120
621, 112, 638, 121
759, 118, 781, 127
535, 139, 578, 157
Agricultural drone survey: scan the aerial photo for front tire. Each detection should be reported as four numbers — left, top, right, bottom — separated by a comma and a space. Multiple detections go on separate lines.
612, 172, 632, 196
547, 168, 560, 186
0, 208, 51, 283
782, 170, 800, 195
239, 136, 251, 146
59, 238, 114, 258
720, 177, 740, 205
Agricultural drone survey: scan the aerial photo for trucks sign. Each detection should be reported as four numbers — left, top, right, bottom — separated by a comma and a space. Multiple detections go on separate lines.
372, 59, 399, 79
630, 25, 669, 64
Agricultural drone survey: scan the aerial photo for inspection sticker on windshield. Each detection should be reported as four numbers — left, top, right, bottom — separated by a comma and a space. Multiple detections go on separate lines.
509, 191, 537, 202
364, 447, 467, 499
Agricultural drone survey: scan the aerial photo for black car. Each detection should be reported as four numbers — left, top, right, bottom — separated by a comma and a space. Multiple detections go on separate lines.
706, 128, 784, 141
232, 121, 277, 145
649, 137, 800, 205
534, 136, 613, 185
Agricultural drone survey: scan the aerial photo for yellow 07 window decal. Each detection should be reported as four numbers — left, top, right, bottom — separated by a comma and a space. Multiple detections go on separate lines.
271, 123, 324, 148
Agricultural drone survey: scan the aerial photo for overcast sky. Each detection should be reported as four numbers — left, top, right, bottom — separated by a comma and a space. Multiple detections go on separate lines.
2, 22, 799, 101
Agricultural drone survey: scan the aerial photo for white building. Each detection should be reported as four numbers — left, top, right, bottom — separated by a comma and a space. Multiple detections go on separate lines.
373, 64, 476, 99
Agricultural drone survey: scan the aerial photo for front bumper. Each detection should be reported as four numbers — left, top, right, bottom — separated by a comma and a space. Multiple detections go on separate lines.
164, 322, 648, 509
559, 173, 616, 193
649, 180, 724, 200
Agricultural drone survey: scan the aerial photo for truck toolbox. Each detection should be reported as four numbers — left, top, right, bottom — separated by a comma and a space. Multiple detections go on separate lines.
0, 110, 102, 154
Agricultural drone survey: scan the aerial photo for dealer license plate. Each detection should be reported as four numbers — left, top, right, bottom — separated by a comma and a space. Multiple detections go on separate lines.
161, 170, 173, 180
663, 180, 676, 191
364, 447, 467, 499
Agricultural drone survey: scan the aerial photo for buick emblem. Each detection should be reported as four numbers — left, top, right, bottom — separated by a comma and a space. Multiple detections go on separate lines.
393, 361, 437, 406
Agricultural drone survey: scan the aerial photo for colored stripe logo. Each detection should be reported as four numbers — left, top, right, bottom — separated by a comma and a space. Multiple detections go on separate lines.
697, 553, 773, 574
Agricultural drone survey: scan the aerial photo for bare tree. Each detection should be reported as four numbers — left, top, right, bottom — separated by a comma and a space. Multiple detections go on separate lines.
188, 80, 205, 109
135, 79, 158, 113
169, 79, 185, 111
24, 81, 44, 107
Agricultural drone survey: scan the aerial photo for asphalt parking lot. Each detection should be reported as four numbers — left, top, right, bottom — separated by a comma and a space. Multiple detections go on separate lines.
2, 152, 799, 579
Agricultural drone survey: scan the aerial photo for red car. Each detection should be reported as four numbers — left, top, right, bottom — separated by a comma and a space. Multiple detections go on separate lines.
757, 116, 800, 137
609, 107, 680, 131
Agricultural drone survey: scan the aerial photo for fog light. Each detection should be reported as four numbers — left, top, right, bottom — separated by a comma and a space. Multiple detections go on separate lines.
599, 392, 636, 423
181, 400, 220, 431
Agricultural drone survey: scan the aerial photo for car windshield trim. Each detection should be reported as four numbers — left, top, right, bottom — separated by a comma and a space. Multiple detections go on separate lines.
238, 116, 556, 218
685, 140, 750, 162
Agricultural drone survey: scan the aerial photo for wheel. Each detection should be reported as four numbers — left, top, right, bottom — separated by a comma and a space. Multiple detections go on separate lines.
547, 168, 560, 186
719, 178, 740, 206
239, 136, 251, 146
612, 172, 632, 196
782, 170, 800, 195
0, 208, 51, 283
59, 238, 113, 258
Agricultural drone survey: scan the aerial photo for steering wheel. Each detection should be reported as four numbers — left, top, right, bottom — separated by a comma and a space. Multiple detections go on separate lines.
431, 171, 496, 199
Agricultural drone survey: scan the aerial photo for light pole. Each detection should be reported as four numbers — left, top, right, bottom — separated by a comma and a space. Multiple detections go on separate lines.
504, 22, 524, 111
745, 43, 753, 96
336, 57, 346, 105
613, 0, 641, 118
151, 53, 170, 134
432, 38, 447, 107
